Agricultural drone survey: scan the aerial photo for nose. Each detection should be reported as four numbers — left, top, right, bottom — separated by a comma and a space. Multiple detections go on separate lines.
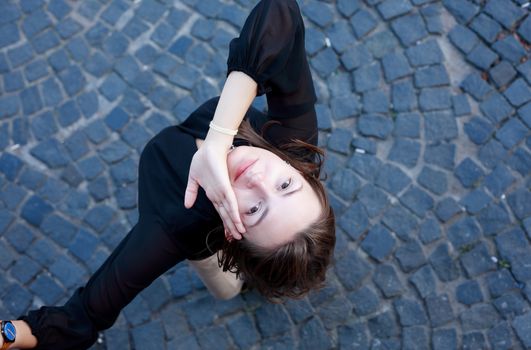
246, 171, 266, 189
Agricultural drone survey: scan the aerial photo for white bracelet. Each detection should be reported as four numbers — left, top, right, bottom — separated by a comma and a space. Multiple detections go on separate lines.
209, 121, 238, 136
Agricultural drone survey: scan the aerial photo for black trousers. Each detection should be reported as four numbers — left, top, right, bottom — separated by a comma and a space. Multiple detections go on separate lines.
19, 127, 219, 350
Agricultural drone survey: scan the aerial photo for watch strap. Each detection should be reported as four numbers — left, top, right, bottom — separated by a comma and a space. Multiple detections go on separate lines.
0, 341, 10, 350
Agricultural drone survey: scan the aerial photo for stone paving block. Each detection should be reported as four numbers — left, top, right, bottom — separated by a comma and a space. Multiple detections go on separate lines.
480, 93, 514, 124
405, 39, 443, 68
135, 0, 167, 23
460, 188, 490, 215
487, 321, 513, 350
56, 18, 83, 40
484, 165, 515, 197
49, 254, 86, 289
347, 153, 383, 182
65, 37, 90, 63
381, 51, 412, 82
122, 16, 149, 40
519, 15, 531, 44
393, 112, 420, 138
353, 63, 381, 92
426, 293, 454, 327
349, 9, 377, 38
358, 114, 393, 139
317, 296, 353, 330
2, 283, 32, 318
444, 0, 479, 24
30, 138, 70, 169
10, 255, 41, 285
504, 78, 531, 107
368, 311, 399, 338
58, 65, 86, 97
517, 60, 531, 85
136, 44, 160, 65
132, 320, 166, 350
300, 317, 333, 349
507, 147, 531, 176
429, 242, 460, 282
37, 177, 68, 204
121, 122, 151, 152
460, 303, 499, 332
88, 176, 110, 201
330, 94, 360, 120
495, 227, 529, 262
12, 117, 30, 146
331, 168, 360, 200
0, 153, 23, 181
338, 322, 369, 350
60, 163, 83, 187
425, 110, 458, 143
419, 217, 442, 244
78, 0, 101, 19
512, 312, 531, 348
152, 21, 178, 48
84, 52, 112, 78
470, 14, 502, 44
489, 61, 517, 89
255, 303, 292, 338
314, 104, 332, 131
338, 201, 369, 240
395, 239, 426, 272
284, 298, 313, 324
3, 71, 24, 93
110, 158, 137, 186
461, 72, 494, 101
393, 298, 428, 327
31, 111, 58, 141
484, 0, 526, 30
377, 0, 413, 20
456, 280, 483, 305
390, 13, 428, 46
20, 85, 43, 116
447, 216, 482, 250
100, 0, 128, 25
77, 156, 105, 181
432, 328, 457, 350
361, 224, 396, 262
493, 292, 527, 319
519, 101, 531, 127
148, 85, 179, 111
348, 286, 380, 316
305, 27, 326, 56
402, 326, 429, 350
84, 22, 111, 49
357, 184, 389, 217
326, 21, 354, 53
492, 36, 526, 65
414, 64, 450, 88
31, 29, 61, 54
362, 90, 389, 113
507, 188, 531, 220
311, 47, 340, 78
5, 223, 35, 254
365, 30, 399, 59
41, 77, 63, 107
29, 273, 65, 305
22, 9, 52, 38
372, 264, 404, 298
466, 42, 498, 71
454, 158, 484, 188
391, 79, 417, 112
375, 163, 411, 195
418, 167, 447, 195
7, 44, 34, 70
45, 46, 70, 70
335, 249, 372, 290
57, 100, 81, 127
387, 138, 420, 168
83, 204, 114, 233
0, 183, 27, 211
381, 204, 418, 240
460, 241, 496, 277
400, 186, 434, 217
419, 87, 451, 111
478, 139, 507, 169
41, 213, 78, 248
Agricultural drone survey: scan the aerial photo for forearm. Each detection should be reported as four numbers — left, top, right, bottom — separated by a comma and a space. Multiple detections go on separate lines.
205, 71, 258, 144
3, 321, 38, 349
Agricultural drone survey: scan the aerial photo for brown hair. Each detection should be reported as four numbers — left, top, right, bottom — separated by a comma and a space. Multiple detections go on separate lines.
218, 120, 336, 301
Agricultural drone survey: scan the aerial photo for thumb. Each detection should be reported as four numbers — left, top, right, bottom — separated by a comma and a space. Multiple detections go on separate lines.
184, 177, 199, 209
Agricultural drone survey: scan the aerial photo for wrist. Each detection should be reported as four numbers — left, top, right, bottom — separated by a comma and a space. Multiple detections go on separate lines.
204, 129, 235, 149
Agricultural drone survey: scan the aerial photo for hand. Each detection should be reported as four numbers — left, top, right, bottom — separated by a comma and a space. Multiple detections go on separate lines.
184, 133, 246, 239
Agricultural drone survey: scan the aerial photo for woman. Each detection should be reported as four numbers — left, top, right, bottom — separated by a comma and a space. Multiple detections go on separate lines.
0, 0, 335, 348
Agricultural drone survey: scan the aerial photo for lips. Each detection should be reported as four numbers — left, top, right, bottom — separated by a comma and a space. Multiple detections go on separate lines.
234, 159, 258, 182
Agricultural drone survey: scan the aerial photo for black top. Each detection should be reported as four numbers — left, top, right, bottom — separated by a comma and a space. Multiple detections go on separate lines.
144, 0, 319, 260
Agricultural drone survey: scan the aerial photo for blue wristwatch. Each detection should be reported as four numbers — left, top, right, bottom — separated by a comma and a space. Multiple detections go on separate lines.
1, 321, 16, 349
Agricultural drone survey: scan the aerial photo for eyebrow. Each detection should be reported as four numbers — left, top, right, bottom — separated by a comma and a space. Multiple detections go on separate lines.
249, 183, 304, 228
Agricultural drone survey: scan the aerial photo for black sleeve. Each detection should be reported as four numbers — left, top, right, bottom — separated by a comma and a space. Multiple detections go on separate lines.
227, 0, 318, 146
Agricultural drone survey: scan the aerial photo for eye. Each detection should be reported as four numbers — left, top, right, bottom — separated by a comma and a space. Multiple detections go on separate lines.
246, 202, 261, 215
279, 178, 292, 190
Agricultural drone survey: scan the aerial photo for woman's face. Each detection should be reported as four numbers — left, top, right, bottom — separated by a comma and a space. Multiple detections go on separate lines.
227, 146, 321, 249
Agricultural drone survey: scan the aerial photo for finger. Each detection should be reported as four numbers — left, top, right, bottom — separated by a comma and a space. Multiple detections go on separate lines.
217, 203, 242, 240
224, 190, 245, 234
184, 177, 199, 209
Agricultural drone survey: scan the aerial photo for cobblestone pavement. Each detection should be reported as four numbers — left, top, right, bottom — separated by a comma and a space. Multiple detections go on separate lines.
0, 0, 530, 348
